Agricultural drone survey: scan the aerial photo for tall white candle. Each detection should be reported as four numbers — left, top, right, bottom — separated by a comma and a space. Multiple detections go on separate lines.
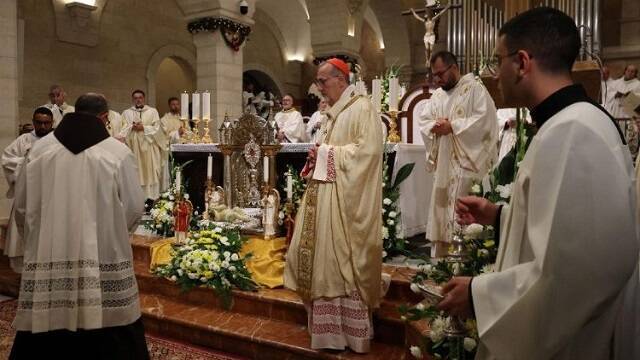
356, 80, 366, 96
192, 92, 200, 120
207, 154, 212, 179
372, 78, 382, 113
202, 91, 211, 120
389, 77, 399, 111
286, 172, 293, 199
263, 156, 269, 183
176, 170, 181, 192
180, 92, 189, 119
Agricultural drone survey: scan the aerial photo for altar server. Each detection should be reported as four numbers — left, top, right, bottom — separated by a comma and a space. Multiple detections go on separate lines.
41, 84, 74, 127
1, 107, 53, 271
275, 94, 307, 143
10, 93, 148, 359
157, 97, 183, 190
442, 8, 639, 359
306, 98, 328, 143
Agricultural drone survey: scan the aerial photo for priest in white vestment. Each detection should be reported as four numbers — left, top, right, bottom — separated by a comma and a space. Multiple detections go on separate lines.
419, 51, 498, 257
441, 9, 639, 359
41, 84, 74, 127
600, 66, 617, 115
1, 107, 53, 271
610, 65, 640, 155
306, 98, 328, 144
156, 97, 183, 191
9, 93, 149, 358
284, 58, 383, 353
610, 65, 640, 119
121, 89, 162, 200
107, 109, 126, 141
275, 94, 307, 143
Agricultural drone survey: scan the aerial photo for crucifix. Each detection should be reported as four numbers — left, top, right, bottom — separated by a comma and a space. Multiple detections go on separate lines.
402, 1, 462, 68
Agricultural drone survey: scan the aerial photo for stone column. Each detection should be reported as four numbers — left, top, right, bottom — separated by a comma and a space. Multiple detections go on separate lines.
621, 0, 640, 46
175, 0, 256, 141
0, 0, 18, 220
193, 32, 245, 139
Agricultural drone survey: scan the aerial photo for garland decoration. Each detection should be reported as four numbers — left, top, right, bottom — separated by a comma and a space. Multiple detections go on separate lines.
188, 17, 252, 51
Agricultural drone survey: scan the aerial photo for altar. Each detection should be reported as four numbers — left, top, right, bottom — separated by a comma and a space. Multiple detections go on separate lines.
171, 142, 432, 239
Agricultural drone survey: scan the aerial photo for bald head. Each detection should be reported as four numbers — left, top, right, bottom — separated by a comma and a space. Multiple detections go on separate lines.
49, 84, 66, 106
624, 65, 638, 81
75, 93, 108, 117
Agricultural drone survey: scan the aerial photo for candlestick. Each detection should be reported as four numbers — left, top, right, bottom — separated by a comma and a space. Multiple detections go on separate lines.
202, 91, 211, 120
207, 154, 212, 179
192, 92, 200, 120
263, 156, 269, 184
389, 77, 399, 111
286, 171, 293, 200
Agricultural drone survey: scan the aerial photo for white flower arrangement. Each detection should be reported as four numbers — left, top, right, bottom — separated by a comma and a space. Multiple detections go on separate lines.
463, 223, 484, 240
410, 346, 423, 359
153, 226, 257, 308
463, 337, 477, 352
380, 155, 415, 260
496, 183, 512, 199
145, 186, 182, 236
428, 316, 449, 343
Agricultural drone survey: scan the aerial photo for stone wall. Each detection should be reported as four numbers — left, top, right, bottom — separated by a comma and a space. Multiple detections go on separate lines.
18, 0, 195, 122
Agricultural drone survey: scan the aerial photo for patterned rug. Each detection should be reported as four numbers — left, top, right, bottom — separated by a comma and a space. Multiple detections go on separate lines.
0, 299, 245, 360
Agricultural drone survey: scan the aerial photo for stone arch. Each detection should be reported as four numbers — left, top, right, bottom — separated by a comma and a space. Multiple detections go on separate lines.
252, 8, 289, 67
364, 5, 384, 50
369, 0, 412, 79
243, 63, 285, 96
146, 44, 197, 106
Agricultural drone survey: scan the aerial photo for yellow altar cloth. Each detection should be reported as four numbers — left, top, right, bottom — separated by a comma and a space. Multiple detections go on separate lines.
149, 237, 176, 269
147, 236, 287, 289
240, 237, 287, 288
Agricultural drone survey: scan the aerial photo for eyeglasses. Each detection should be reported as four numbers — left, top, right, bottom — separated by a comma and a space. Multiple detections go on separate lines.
486, 50, 532, 76
314, 75, 338, 87
430, 64, 454, 80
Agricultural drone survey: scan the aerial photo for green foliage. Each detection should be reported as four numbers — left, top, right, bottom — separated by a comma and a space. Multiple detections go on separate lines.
381, 148, 415, 259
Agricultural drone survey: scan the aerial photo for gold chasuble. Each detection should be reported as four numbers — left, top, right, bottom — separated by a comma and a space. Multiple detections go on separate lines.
284, 85, 383, 310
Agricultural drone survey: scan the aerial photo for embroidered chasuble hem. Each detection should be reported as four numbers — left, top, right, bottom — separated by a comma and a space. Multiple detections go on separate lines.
294, 93, 362, 303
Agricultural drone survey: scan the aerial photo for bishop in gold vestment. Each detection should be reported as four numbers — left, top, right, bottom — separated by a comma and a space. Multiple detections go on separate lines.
284, 59, 383, 353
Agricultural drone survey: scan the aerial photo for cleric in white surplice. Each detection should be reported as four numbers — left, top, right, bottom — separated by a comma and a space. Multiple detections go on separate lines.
442, 8, 640, 360
9, 93, 149, 359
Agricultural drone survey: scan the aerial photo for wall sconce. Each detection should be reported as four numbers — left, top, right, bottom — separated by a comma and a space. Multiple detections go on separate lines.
65, 1, 97, 28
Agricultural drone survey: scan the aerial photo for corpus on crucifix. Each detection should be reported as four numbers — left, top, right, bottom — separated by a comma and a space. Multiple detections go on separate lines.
410, 2, 451, 68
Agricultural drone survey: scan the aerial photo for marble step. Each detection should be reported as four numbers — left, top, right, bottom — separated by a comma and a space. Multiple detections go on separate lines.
134, 261, 406, 346
140, 293, 407, 360
130, 234, 423, 305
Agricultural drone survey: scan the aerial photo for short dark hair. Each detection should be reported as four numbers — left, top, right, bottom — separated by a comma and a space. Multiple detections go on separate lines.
283, 94, 295, 101
132, 89, 146, 97
168, 97, 179, 104
75, 93, 109, 117
430, 51, 458, 67
499, 7, 580, 74
33, 107, 53, 119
